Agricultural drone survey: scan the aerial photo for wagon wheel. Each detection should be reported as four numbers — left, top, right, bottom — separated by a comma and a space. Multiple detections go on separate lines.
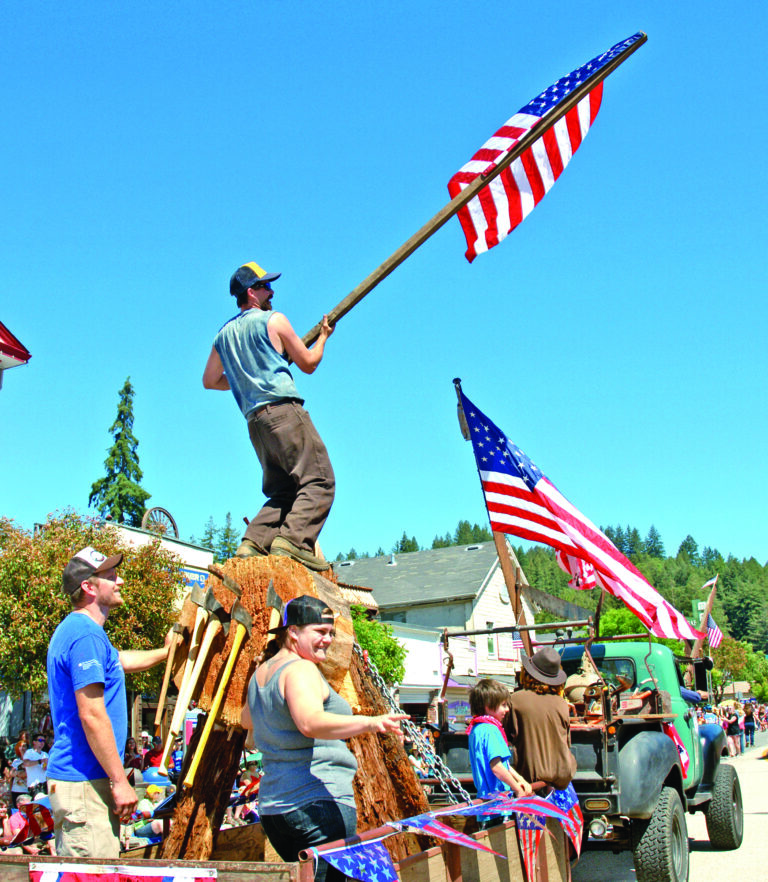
141, 507, 179, 537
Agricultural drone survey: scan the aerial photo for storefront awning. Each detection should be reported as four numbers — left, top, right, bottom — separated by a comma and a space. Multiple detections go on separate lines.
0, 321, 32, 379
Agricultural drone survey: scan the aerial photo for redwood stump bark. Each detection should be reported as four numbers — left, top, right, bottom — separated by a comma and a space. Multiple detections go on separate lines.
159, 555, 430, 862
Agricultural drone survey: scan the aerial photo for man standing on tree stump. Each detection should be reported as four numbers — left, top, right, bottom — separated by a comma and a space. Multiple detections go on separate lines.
47, 547, 171, 858
203, 260, 335, 571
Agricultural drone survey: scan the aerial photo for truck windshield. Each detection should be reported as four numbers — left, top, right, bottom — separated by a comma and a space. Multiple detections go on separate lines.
562, 654, 637, 690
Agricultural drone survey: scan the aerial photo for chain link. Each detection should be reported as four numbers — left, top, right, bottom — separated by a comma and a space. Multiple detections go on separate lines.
354, 643, 472, 804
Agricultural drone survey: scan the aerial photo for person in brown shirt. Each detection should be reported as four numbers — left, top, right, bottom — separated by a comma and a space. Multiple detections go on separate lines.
505, 647, 577, 792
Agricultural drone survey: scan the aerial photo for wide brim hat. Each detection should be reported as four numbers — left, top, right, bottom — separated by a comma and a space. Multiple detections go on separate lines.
268, 594, 335, 633
521, 646, 567, 685
230, 261, 281, 296
62, 546, 123, 595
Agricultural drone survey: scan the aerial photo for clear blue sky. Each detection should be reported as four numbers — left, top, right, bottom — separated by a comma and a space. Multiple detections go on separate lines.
2, 2, 766, 565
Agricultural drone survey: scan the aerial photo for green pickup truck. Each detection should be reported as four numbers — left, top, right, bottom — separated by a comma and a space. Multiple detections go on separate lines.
561, 639, 743, 882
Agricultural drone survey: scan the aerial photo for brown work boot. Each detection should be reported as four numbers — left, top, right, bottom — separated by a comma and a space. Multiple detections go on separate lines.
236, 539, 268, 559
270, 536, 330, 572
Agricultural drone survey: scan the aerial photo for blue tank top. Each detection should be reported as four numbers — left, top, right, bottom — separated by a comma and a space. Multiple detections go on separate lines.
247, 658, 358, 814
214, 309, 301, 418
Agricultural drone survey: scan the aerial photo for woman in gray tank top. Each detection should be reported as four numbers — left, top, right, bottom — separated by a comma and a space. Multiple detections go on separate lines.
241, 595, 406, 882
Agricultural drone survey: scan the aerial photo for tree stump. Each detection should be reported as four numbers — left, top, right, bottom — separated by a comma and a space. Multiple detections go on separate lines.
160, 555, 430, 863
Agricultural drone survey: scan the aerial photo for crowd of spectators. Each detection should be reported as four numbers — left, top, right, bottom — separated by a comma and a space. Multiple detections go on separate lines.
697, 701, 767, 756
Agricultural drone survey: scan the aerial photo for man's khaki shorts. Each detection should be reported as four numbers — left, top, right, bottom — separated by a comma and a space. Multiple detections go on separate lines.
48, 777, 120, 858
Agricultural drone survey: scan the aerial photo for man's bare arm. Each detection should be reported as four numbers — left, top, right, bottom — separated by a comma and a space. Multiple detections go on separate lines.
202, 347, 230, 390
74, 684, 137, 818
269, 313, 333, 374
119, 628, 173, 673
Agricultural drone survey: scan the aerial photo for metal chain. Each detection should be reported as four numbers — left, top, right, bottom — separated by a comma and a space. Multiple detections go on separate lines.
353, 642, 472, 804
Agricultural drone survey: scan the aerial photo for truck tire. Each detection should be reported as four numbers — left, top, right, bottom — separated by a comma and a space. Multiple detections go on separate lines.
704, 763, 743, 849
631, 786, 689, 882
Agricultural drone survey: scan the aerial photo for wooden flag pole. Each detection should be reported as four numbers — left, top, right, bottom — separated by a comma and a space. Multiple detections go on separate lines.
302, 33, 647, 347
454, 377, 533, 656
692, 576, 719, 658
683, 575, 718, 686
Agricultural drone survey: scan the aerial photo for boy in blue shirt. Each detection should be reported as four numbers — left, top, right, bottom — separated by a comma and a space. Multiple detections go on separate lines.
468, 679, 531, 803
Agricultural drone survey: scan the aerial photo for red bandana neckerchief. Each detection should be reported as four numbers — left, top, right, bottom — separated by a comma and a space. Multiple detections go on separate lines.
466, 714, 509, 745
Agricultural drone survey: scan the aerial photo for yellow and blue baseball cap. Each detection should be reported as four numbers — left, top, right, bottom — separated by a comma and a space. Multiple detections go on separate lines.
230, 261, 281, 297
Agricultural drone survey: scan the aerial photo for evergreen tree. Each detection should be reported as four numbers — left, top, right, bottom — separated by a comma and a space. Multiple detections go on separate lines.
624, 526, 643, 557
644, 525, 665, 558
604, 525, 626, 554
217, 512, 239, 562
454, 520, 475, 545
88, 377, 150, 526
677, 535, 700, 565
431, 532, 453, 549
200, 516, 218, 551
394, 532, 419, 553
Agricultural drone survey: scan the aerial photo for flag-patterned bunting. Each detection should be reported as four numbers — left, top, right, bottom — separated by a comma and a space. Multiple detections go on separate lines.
313, 838, 398, 882
548, 784, 584, 857
392, 815, 504, 857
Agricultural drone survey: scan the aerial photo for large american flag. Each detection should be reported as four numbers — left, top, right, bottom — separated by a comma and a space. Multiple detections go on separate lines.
448, 33, 645, 262
707, 613, 724, 649
460, 389, 702, 641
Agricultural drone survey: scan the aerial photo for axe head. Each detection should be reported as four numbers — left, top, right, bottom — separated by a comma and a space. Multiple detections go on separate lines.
208, 564, 243, 598
190, 583, 208, 608
266, 580, 284, 632
208, 596, 231, 636
231, 600, 253, 635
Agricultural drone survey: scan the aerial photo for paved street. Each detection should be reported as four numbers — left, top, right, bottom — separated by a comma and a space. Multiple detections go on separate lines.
573, 729, 768, 881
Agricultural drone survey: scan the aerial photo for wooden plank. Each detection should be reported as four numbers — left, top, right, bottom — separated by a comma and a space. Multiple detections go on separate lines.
3, 855, 301, 882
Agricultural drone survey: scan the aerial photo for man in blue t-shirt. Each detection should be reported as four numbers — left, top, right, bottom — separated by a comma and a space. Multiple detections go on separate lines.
202, 260, 335, 571
47, 546, 171, 858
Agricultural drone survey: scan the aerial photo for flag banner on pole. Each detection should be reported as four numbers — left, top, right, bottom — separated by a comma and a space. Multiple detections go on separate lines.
661, 722, 691, 775
547, 784, 584, 857
448, 32, 645, 262
29, 866, 216, 882
707, 613, 723, 649
556, 549, 598, 590
515, 810, 545, 882
313, 837, 398, 882
391, 815, 504, 857
701, 576, 718, 590
459, 389, 703, 641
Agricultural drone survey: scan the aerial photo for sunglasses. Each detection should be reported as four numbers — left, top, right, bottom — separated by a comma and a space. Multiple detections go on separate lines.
252, 282, 273, 292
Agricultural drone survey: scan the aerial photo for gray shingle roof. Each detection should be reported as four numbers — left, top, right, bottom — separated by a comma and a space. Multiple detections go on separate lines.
333, 542, 499, 608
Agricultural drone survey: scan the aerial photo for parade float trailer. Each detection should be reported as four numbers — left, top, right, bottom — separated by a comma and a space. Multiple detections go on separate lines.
2, 555, 571, 881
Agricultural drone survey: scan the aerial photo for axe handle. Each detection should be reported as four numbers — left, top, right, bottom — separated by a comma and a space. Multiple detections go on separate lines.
157, 618, 223, 774
179, 604, 210, 695
153, 630, 184, 735
182, 622, 248, 790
